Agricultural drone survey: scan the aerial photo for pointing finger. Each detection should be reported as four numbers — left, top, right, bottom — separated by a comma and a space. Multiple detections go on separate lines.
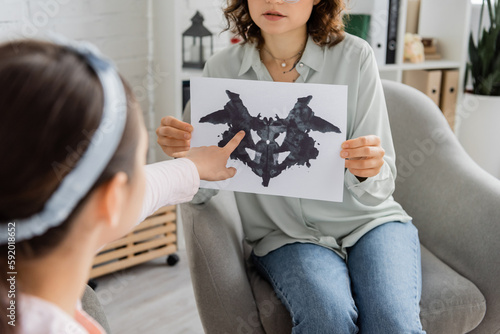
223, 131, 245, 154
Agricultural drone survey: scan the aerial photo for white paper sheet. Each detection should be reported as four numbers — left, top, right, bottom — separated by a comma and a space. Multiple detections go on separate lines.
190, 77, 347, 202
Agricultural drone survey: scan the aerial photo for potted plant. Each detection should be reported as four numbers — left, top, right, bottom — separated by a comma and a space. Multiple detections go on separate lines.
458, 0, 500, 178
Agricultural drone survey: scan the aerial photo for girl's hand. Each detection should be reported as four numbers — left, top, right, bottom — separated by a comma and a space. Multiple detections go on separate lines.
340, 135, 385, 180
156, 116, 194, 157
173, 131, 246, 181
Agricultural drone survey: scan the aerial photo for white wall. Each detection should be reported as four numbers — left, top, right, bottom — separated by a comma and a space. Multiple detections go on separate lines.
180, 0, 231, 54
0, 0, 159, 162
0, 0, 233, 163
470, 3, 491, 43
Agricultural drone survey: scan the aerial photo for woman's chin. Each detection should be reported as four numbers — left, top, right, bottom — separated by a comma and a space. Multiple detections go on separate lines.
259, 23, 307, 41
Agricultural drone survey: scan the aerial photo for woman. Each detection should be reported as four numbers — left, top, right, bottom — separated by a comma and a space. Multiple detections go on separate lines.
0, 38, 243, 334
157, 0, 425, 333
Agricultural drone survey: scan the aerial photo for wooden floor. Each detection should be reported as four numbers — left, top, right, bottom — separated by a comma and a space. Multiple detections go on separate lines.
94, 249, 205, 334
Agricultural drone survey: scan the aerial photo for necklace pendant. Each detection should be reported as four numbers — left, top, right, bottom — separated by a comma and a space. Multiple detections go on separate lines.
281, 62, 286, 68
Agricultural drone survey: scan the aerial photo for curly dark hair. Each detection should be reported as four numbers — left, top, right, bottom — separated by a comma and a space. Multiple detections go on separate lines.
223, 0, 346, 48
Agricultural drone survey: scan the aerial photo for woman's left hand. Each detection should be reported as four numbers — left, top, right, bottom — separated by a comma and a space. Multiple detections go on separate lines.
340, 135, 385, 180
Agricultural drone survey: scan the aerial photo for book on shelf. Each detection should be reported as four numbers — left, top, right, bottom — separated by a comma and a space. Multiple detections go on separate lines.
369, 0, 390, 66
348, 0, 401, 66
405, 0, 420, 34
424, 53, 442, 60
344, 14, 371, 41
386, 0, 400, 64
421, 37, 437, 47
403, 70, 443, 106
422, 37, 442, 60
424, 45, 437, 54
440, 70, 459, 131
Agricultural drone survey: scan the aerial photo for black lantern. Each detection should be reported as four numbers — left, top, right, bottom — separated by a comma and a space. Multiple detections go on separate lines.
182, 11, 214, 69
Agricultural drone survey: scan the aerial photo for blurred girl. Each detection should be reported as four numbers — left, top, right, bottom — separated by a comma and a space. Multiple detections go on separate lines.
0, 38, 244, 334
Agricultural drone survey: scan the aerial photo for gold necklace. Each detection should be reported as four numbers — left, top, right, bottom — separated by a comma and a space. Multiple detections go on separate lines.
262, 47, 304, 74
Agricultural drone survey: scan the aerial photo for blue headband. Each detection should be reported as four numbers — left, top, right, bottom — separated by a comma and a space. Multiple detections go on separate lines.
0, 36, 128, 245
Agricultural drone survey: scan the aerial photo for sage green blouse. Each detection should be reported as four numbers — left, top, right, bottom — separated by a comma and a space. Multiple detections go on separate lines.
190, 33, 412, 258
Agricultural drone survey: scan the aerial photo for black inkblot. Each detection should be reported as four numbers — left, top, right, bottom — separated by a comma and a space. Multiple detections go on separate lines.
200, 90, 341, 187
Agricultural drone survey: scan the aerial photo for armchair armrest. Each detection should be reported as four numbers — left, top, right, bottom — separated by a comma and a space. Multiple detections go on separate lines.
82, 285, 111, 333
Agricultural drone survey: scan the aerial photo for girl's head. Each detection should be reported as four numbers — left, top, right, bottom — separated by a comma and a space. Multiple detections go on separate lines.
224, 0, 346, 47
0, 38, 148, 277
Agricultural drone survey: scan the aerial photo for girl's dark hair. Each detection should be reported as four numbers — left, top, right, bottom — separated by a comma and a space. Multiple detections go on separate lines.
0, 40, 140, 334
223, 0, 346, 48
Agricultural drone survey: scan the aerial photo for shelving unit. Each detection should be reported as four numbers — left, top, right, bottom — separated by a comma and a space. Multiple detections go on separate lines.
357, 0, 472, 84
349, 0, 471, 130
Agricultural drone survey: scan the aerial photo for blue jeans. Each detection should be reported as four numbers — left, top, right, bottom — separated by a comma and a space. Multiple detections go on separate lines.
251, 222, 426, 334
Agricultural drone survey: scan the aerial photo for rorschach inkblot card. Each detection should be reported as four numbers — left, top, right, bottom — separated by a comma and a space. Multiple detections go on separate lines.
190, 77, 347, 202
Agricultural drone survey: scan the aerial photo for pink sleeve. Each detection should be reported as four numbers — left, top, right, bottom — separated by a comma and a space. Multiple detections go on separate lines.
137, 158, 200, 224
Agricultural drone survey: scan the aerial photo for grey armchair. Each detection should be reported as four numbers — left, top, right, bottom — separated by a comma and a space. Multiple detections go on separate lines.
180, 80, 500, 334
82, 285, 111, 333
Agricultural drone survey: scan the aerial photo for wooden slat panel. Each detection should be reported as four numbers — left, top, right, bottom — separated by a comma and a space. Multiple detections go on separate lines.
100, 222, 176, 251
93, 234, 177, 265
89, 244, 177, 278
133, 212, 176, 232
150, 205, 175, 216
91, 205, 178, 279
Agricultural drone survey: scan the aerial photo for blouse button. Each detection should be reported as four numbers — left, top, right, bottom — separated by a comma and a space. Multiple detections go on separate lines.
299, 63, 304, 67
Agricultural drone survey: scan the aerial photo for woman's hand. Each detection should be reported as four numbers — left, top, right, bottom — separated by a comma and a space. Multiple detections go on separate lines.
156, 116, 193, 157
340, 135, 385, 180
156, 116, 246, 181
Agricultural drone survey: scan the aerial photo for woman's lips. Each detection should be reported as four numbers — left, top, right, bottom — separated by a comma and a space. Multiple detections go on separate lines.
263, 11, 286, 21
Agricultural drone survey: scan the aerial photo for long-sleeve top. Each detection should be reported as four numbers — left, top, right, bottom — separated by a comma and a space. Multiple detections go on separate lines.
191, 33, 412, 258
137, 158, 200, 223
19, 158, 200, 334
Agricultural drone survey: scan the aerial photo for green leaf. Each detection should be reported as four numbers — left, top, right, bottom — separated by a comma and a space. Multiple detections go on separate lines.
468, 0, 500, 95
488, 26, 500, 72
483, 68, 500, 95
482, 75, 494, 95
492, 62, 500, 79
493, 50, 500, 71
479, 0, 485, 40
469, 33, 482, 90
495, 0, 500, 27
496, 25, 500, 59
487, 0, 494, 26
464, 62, 470, 91
478, 30, 494, 76
492, 70, 500, 95
469, 33, 480, 65
488, 30, 498, 73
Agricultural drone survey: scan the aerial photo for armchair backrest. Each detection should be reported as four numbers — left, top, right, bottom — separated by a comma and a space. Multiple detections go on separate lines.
382, 80, 500, 333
